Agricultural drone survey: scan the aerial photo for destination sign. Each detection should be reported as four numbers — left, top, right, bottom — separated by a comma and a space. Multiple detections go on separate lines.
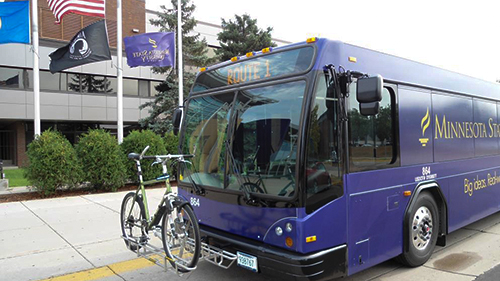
192, 46, 314, 93
226, 60, 271, 85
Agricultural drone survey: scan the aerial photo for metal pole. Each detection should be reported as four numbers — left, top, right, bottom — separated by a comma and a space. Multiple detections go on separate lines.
177, 0, 183, 107
32, 0, 41, 136
117, 0, 124, 143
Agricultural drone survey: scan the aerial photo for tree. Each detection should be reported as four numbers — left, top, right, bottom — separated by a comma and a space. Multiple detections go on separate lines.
140, 0, 214, 134
216, 14, 277, 62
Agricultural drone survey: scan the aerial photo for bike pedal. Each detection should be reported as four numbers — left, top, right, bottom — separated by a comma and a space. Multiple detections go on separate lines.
139, 235, 149, 245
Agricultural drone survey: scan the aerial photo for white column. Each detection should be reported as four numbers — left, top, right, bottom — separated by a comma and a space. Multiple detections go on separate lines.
117, 0, 124, 143
32, 0, 41, 136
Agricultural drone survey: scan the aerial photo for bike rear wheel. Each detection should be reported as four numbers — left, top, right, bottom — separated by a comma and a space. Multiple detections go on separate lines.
161, 203, 201, 272
120, 192, 146, 251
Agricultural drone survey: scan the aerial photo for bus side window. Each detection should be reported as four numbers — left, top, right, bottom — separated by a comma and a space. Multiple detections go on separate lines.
348, 83, 398, 172
305, 74, 344, 213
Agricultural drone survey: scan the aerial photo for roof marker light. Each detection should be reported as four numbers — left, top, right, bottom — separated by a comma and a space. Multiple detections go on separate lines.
306, 37, 317, 43
348, 56, 357, 63
262, 47, 272, 53
246, 52, 255, 58
199, 67, 207, 72
230, 56, 238, 62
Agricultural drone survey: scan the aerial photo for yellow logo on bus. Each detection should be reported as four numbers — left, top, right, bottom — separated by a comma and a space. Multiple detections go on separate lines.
419, 108, 430, 147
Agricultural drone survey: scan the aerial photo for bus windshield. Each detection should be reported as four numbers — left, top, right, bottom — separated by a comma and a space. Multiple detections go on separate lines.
180, 80, 306, 198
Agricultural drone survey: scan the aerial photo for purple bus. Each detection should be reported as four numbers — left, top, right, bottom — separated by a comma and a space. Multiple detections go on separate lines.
174, 38, 500, 280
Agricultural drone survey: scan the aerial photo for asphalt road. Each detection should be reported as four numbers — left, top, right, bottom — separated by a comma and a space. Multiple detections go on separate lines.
1, 188, 500, 281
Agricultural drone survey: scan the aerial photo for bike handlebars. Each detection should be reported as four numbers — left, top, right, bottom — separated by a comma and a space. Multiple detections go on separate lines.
140, 146, 150, 159
127, 146, 194, 162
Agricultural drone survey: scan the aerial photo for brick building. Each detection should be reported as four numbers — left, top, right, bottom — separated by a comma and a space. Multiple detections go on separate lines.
0, 0, 158, 166
0, 0, 290, 167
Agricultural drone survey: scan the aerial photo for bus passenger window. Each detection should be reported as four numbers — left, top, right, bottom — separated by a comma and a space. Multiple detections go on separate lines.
348, 83, 397, 172
306, 74, 344, 212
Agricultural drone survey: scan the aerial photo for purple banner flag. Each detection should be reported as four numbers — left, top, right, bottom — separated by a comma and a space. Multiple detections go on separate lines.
124, 32, 175, 68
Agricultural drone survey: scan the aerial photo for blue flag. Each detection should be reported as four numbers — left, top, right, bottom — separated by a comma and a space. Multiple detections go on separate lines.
0, 1, 30, 44
124, 32, 175, 68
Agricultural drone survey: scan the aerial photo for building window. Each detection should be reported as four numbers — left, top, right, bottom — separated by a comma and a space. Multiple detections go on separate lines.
150, 81, 161, 96
40, 71, 67, 91
81, 75, 114, 94
67, 73, 81, 92
123, 79, 138, 96
107, 76, 117, 94
0, 67, 24, 89
139, 80, 149, 97
0, 66, 159, 97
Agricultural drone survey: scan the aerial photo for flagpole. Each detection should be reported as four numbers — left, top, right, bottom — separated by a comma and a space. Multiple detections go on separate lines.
117, 0, 123, 143
32, 0, 41, 136
177, 0, 183, 107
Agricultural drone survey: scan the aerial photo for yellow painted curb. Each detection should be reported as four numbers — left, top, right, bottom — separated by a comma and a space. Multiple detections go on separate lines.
40, 255, 163, 281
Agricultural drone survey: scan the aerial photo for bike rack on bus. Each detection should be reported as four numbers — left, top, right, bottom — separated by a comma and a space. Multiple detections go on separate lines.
199, 239, 237, 269
121, 227, 237, 276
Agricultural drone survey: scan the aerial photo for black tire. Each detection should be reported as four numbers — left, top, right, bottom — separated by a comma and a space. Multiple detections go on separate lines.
161, 203, 201, 272
120, 192, 146, 251
397, 192, 439, 267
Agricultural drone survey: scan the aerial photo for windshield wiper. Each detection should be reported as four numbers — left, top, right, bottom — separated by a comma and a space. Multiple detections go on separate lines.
224, 141, 259, 204
180, 160, 205, 195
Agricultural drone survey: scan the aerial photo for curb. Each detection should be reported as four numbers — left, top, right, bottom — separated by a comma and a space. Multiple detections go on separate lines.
0, 185, 33, 195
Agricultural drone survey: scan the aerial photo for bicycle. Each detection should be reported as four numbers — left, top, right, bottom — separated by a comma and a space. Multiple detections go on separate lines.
120, 146, 201, 273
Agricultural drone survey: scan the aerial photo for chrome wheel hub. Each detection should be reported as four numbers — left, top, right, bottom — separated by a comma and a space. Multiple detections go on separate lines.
411, 206, 433, 250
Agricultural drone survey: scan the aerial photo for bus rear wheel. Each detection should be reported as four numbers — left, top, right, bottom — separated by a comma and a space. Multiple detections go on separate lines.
398, 192, 439, 267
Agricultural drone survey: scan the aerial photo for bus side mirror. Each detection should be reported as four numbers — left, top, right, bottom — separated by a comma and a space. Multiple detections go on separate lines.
173, 108, 183, 135
359, 102, 380, 116
356, 75, 383, 116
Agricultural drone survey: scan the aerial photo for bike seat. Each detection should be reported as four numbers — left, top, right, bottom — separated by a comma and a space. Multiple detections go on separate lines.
128, 153, 140, 160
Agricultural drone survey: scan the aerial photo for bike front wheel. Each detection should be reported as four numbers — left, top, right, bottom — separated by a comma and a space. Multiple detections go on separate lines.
161, 203, 201, 272
120, 192, 146, 251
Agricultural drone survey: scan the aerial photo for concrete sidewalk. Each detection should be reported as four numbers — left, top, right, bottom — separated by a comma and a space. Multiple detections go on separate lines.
0, 188, 167, 281
1, 189, 500, 281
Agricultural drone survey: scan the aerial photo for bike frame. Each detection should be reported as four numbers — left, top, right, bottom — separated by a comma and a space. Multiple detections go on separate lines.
128, 157, 174, 232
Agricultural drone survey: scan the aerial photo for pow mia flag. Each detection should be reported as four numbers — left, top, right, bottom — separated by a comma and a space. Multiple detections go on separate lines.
49, 20, 111, 73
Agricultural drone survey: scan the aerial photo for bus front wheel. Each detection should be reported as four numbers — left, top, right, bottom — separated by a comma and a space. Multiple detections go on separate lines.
398, 192, 439, 267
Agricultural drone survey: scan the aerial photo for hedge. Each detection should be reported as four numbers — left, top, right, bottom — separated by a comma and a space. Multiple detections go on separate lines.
76, 129, 127, 191
121, 130, 167, 181
24, 130, 83, 196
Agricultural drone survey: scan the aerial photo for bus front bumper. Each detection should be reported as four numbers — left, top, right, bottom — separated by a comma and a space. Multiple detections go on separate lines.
200, 225, 347, 281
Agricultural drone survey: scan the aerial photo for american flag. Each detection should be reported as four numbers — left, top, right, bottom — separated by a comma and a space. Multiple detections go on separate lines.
47, 0, 106, 24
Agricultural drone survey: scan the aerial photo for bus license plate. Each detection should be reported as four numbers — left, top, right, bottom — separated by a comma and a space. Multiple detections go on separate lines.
237, 251, 258, 272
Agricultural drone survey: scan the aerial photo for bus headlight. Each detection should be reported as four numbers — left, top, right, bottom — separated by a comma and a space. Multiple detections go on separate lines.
286, 223, 293, 232
275, 226, 283, 236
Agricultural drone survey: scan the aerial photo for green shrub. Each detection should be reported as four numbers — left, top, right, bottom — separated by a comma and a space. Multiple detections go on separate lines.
24, 130, 82, 196
121, 130, 166, 181
164, 132, 179, 154
76, 129, 127, 191
164, 132, 180, 178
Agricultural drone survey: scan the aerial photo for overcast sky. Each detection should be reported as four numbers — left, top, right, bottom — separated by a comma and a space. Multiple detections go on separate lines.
147, 0, 500, 82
